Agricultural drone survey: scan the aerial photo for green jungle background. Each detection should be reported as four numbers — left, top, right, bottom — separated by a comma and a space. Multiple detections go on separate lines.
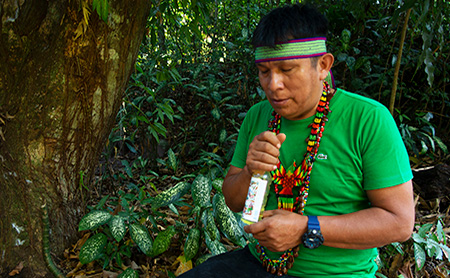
37, 0, 450, 277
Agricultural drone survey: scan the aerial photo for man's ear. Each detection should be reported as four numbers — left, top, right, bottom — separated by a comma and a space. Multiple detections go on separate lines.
318, 53, 334, 80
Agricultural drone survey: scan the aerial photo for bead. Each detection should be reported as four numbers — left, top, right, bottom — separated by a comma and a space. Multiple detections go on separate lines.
277, 268, 283, 276
287, 262, 293, 269
288, 255, 295, 263
262, 260, 267, 268
271, 266, 277, 274
256, 244, 261, 253
283, 267, 288, 275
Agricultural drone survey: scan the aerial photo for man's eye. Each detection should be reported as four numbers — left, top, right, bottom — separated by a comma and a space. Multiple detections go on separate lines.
281, 68, 292, 72
259, 70, 269, 75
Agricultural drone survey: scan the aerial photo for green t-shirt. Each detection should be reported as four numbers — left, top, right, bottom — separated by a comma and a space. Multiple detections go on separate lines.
231, 88, 413, 277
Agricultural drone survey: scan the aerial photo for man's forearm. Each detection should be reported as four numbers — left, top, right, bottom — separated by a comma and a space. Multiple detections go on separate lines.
222, 166, 252, 212
319, 207, 413, 249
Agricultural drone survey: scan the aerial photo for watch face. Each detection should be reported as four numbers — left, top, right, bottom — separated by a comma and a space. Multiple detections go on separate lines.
302, 229, 324, 249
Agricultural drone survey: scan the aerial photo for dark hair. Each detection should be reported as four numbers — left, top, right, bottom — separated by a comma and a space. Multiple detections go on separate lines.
252, 3, 329, 48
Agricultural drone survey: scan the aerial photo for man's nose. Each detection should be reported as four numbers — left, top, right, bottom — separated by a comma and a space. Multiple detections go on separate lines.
268, 72, 284, 92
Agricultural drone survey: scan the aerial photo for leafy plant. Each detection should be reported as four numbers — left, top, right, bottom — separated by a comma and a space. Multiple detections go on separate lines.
77, 188, 174, 275
398, 111, 448, 162
412, 219, 450, 272
78, 170, 247, 275
377, 219, 450, 277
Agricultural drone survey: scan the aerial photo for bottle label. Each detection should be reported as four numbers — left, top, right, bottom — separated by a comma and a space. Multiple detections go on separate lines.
242, 176, 268, 223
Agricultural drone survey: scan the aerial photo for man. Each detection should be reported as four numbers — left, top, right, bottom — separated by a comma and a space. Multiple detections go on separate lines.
179, 3, 414, 277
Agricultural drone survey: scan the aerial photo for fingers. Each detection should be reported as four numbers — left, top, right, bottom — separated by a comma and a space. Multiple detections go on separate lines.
246, 132, 285, 173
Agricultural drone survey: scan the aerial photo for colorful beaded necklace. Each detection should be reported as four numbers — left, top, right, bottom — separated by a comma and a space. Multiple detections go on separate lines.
255, 81, 333, 276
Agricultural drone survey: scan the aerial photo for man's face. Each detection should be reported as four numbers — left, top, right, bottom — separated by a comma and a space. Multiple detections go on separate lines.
256, 58, 323, 121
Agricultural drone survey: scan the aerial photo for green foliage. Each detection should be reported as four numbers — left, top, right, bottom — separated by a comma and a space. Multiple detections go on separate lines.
213, 193, 246, 247
192, 174, 212, 208
151, 226, 176, 257
77, 189, 157, 270
92, 0, 109, 22
378, 219, 450, 276
184, 228, 201, 261
79, 169, 245, 273
412, 219, 450, 271
79, 210, 112, 231
151, 181, 191, 210
118, 268, 139, 278
79, 233, 108, 264
398, 111, 448, 162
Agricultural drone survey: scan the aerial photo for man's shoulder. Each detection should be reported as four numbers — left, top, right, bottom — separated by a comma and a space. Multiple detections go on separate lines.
335, 88, 387, 110
246, 100, 273, 118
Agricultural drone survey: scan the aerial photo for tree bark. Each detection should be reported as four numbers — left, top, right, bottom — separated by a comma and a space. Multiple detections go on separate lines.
0, 0, 151, 276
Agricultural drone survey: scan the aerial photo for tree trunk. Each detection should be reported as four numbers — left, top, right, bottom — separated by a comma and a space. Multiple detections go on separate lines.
0, 0, 151, 276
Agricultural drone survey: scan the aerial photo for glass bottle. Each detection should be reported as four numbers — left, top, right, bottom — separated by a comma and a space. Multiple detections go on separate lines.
241, 171, 272, 225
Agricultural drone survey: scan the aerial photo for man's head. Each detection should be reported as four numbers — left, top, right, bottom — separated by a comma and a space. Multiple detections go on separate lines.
252, 4, 334, 121
252, 4, 328, 48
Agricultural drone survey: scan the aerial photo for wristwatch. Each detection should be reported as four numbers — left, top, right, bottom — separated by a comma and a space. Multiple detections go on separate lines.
302, 215, 324, 249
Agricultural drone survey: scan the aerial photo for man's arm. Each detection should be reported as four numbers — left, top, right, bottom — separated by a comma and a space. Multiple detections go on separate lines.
244, 180, 415, 252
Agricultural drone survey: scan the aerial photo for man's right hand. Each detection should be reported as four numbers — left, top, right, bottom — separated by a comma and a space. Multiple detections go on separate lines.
222, 131, 286, 212
245, 131, 286, 175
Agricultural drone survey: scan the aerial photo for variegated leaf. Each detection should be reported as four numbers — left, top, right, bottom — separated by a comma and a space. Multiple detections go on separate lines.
202, 209, 220, 241
191, 174, 211, 208
213, 193, 245, 247
204, 231, 226, 256
414, 242, 426, 270
211, 107, 220, 120
130, 223, 153, 256
151, 226, 176, 257
78, 210, 112, 231
184, 228, 200, 261
219, 129, 227, 144
152, 181, 191, 210
168, 148, 178, 171
79, 233, 107, 264
109, 215, 126, 242
196, 254, 213, 265
212, 178, 223, 194
118, 267, 139, 278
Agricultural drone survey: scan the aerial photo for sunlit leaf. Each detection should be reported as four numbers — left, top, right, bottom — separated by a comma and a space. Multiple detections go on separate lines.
414, 243, 426, 270
184, 228, 200, 261
109, 215, 126, 242
118, 267, 139, 278
152, 181, 191, 210
79, 233, 107, 264
191, 174, 212, 208
79, 210, 112, 231
151, 226, 176, 257
130, 223, 153, 256
168, 148, 178, 172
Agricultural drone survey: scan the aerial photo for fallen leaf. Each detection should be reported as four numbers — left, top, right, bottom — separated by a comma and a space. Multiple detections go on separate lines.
103, 270, 119, 278
174, 255, 192, 276
398, 260, 413, 278
8, 261, 24, 276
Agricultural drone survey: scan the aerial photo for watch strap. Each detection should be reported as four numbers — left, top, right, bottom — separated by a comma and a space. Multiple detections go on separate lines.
307, 215, 320, 231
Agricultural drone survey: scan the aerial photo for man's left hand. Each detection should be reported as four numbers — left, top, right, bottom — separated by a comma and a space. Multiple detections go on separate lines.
243, 209, 308, 252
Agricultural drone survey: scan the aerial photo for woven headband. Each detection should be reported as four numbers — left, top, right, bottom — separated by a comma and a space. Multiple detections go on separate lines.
255, 37, 327, 63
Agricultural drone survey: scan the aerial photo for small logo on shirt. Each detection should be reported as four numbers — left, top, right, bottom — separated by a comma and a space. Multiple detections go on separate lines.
317, 153, 327, 160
